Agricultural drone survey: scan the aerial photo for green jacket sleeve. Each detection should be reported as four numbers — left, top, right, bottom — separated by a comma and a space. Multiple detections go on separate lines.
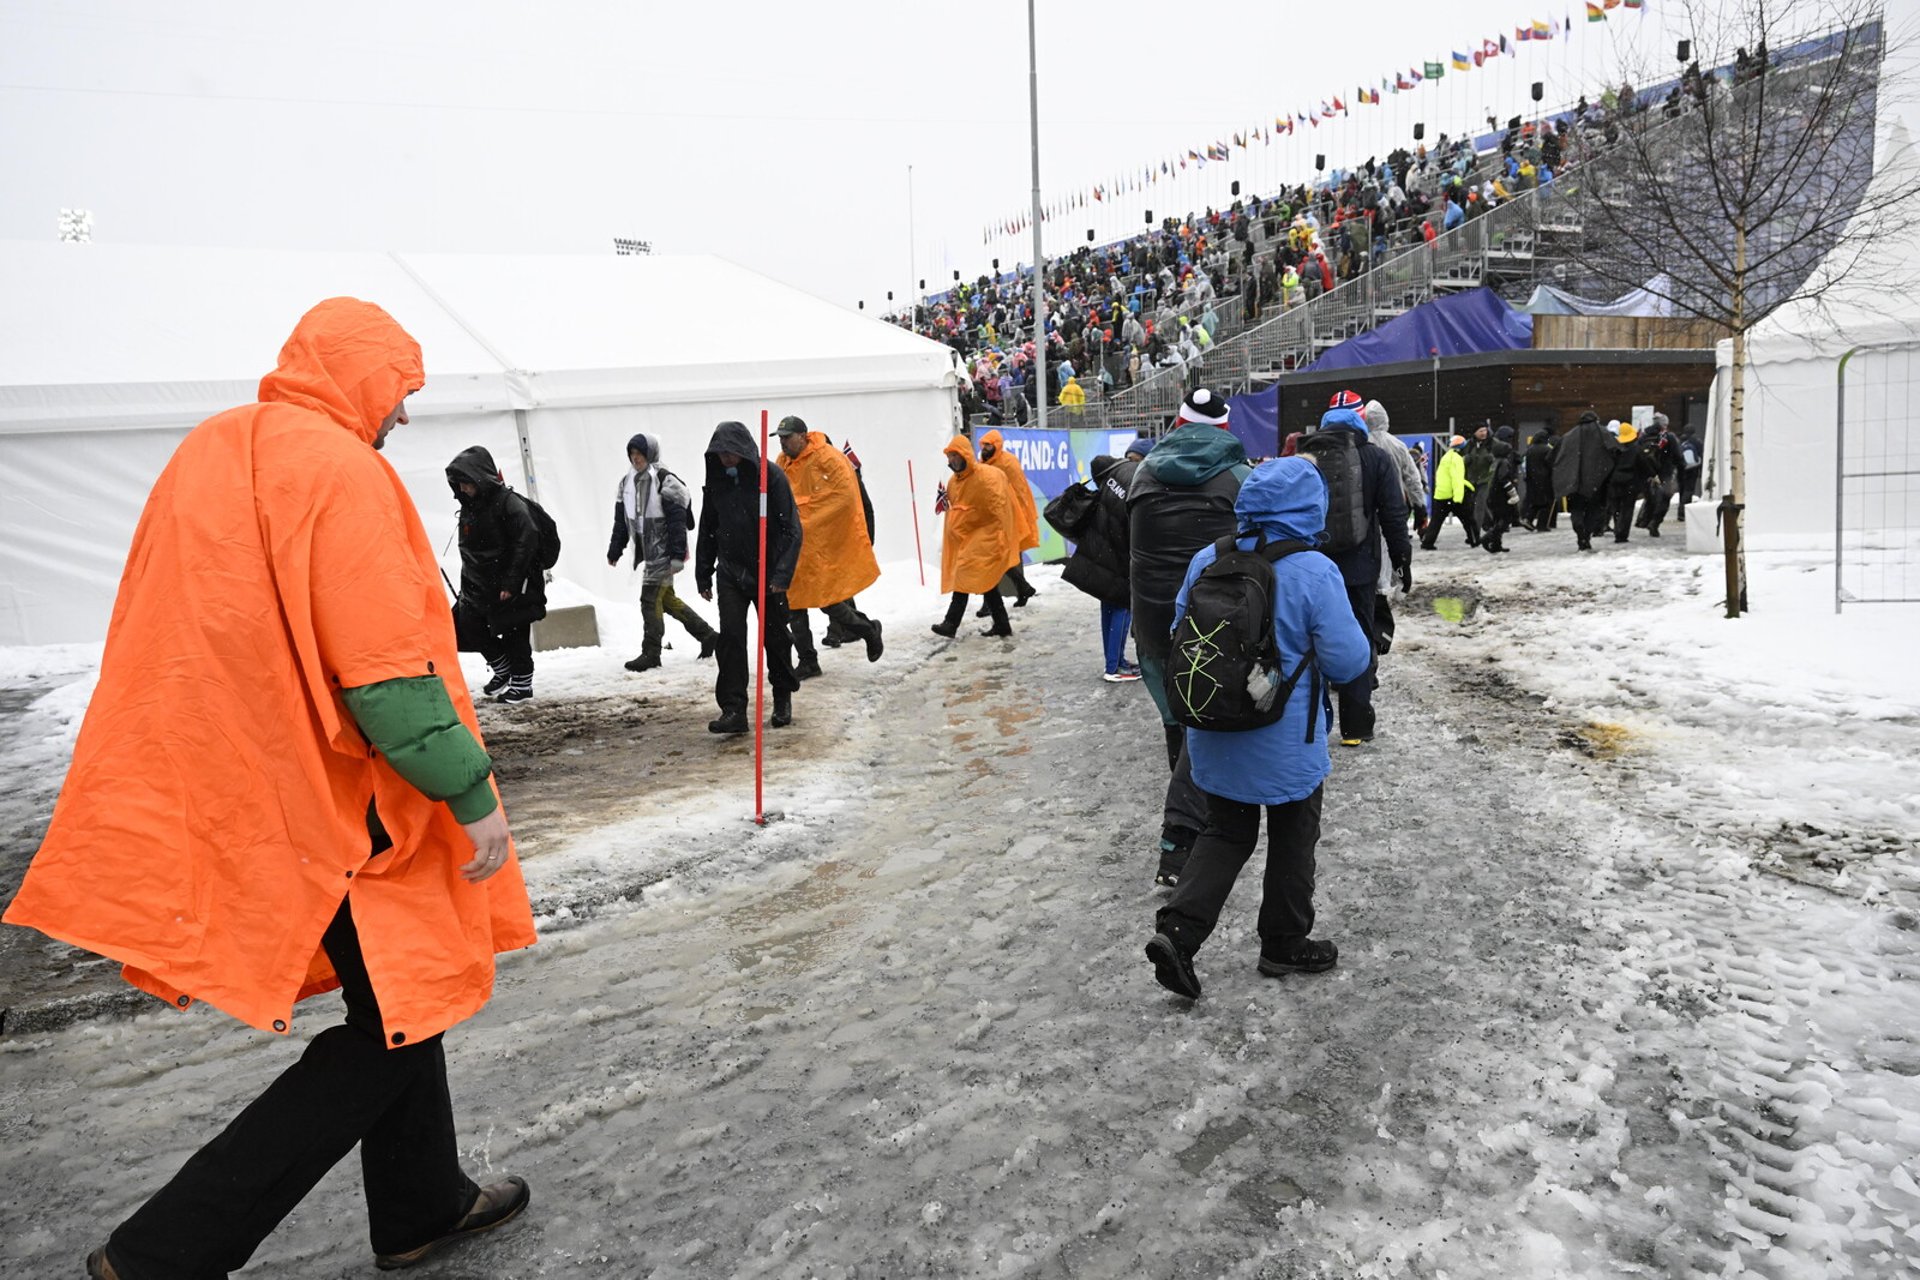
341, 676, 498, 823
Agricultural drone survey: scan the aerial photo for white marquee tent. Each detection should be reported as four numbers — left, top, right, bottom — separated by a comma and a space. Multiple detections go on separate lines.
0, 244, 962, 644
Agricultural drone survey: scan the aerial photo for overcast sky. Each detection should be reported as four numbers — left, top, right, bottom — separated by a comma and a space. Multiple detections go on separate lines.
2, 0, 1911, 313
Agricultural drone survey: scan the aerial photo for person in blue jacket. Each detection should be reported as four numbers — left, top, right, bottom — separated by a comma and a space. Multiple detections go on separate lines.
1145, 458, 1373, 1001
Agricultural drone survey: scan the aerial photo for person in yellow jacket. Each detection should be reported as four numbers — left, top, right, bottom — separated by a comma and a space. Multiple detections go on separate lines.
775, 416, 884, 673
1420, 435, 1480, 548
1059, 376, 1087, 408
976, 428, 1039, 606
933, 434, 1018, 638
6, 298, 535, 1278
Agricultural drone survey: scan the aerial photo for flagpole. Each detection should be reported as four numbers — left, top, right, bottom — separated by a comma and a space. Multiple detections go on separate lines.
1026, 0, 1047, 432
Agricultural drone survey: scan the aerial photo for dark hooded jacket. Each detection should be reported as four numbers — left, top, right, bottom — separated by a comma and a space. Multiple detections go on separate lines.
1552, 416, 1619, 501
1126, 425, 1250, 661
695, 420, 802, 595
1060, 455, 1136, 607
447, 445, 544, 628
607, 432, 695, 578
1312, 407, 1412, 589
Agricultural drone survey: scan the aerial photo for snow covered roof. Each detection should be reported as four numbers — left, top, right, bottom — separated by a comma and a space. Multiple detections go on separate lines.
0, 243, 957, 431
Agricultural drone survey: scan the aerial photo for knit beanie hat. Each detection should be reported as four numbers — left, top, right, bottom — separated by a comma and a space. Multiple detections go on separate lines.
1177, 387, 1231, 427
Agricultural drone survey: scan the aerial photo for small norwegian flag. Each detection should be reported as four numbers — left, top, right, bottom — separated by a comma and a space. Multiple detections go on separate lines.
842, 440, 863, 472
1328, 389, 1365, 411
935, 481, 950, 514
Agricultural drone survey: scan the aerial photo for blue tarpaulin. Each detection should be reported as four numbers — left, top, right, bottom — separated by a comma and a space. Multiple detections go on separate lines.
1307, 288, 1533, 372
1224, 384, 1279, 457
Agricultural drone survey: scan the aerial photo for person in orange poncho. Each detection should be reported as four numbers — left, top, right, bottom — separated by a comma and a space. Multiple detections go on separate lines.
932, 434, 1019, 638
976, 428, 1040, 607
775, 415, 884, 672
4, 298, 536, 1278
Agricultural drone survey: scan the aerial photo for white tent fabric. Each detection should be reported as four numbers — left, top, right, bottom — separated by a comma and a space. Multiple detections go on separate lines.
0, 244, 959, 644
1524, 275, 1675, 317
1692, 118, 1920, 553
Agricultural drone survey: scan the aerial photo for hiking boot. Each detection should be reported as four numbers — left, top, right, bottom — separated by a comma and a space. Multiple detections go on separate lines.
795, 657, 823, 681
623, 653, 661, 673
1014, 587, 1037, 607
975, 603, 992, 618
481, 659, 511, 697
374, 1176, 531, 1270
1145, 933, 1202, 999
1257, 939, 1339, 976
930, 620, 959, 638
821, 633, 846, 648
697, 635, 718, 660
1338, 734, 1371, 748
864, 619, 885, 663
86, 1247, 123, 1279
496, 675, 533, 703
980, 623, 1014, 638
770, 692, 793, 728
708, 711, 749, 734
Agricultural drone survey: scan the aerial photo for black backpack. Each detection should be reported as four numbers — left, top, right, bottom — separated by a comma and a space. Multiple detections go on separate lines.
1043, 481, 1098, 539
1168, 533, 1321, 735
513, 491, 563, 571
1295, 429, 1370, 554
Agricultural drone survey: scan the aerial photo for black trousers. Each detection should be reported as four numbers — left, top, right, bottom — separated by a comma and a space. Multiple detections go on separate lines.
715, 574, 798, 715
789, 599, 875, 661
1563, 494, 1607, 547
1421, 500, 1478, 548
1334, 581, 1378, 740
942, 591, 1009, 631
458, 603, 532, 677
1642, 482, 1673, 533
1156, 786, 1326, 956
108, 898, 476, 1279
1607, 484, 1640, 541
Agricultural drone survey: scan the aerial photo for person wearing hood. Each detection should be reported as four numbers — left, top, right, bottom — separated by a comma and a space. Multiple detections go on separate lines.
1636, 413, 1680, 537
1301, 391, 1412, 746
1479, 439, 1519, 553
448, 445, 545, 703
976, 429, 1041, 607
1551, 411, 1619, 552
1060, 453, 1140, 681
1522, 429, 1558, 530
607, 432, 717, 674
7, 299, 535, 1278
1421, 436, 1477, 549
1606, 420, 1657, 542
1143, 458, 1373, 1001
1127, 388, 1251, 887
774, 416, 884, 672
695, 420, 803, 733
1363, 399, 1425, 653
933, 434, 1018, 638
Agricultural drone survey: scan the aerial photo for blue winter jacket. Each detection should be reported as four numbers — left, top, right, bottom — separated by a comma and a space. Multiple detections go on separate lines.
1172, 459, 1373, 805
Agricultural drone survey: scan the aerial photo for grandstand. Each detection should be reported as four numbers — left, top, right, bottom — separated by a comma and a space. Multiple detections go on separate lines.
918, 17, 1885, 443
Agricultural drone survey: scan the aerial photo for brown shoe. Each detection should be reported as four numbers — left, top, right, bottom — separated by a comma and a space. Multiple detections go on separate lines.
374, 1176, 531, 1270
86, 1247, 122, 1280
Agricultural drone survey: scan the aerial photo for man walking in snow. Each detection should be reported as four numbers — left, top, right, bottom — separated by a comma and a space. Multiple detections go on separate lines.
1552, 411, 1619, 553
608, 432, 717, 673
1364, 399, 1424, 654
449, 446, 546, 703
696, 420, 803, 733
1144, 458, 1373, 1000
774, 415, 884, 674
5, 298, 535, 1279
933, 433, 1019, 638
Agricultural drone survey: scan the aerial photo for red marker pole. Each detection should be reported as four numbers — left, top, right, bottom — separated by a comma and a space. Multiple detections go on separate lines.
754, 408, 769, 826
908, 458, 926, 587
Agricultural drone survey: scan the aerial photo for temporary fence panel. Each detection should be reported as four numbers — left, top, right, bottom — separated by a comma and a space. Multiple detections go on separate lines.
1835, 342, 1920, 610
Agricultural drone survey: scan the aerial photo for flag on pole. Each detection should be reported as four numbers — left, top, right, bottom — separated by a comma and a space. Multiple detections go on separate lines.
1516, 25, 1530, 41
1410, 65, 1425, 82
1532, 19, 1553, 38
1604, 0, 1621, 8
1624, 0, 1643, 7
1451, 51, 1470, 70
1483, 38, 1500, 58
934, 482, 949, 515
1424, 60, 1445, 78
1587, 2, 1604, 19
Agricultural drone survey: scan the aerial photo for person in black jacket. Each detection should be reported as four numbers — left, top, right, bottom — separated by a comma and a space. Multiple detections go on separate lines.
447, 446, 544, 703
1636, 413, 1680, 537
1522, 430, 1557, 530
695, 420, 803, 734
1607, 422, 1657, 543
1060, 453, 1139, 681
1480, 439, 1518, 553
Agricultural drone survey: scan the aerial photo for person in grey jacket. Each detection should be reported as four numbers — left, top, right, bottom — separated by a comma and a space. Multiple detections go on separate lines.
607, 433, 717, 673
1364, 399, 1425, 653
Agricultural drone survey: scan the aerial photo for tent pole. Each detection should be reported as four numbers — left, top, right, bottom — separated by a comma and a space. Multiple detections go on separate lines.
512, 408, 538, 504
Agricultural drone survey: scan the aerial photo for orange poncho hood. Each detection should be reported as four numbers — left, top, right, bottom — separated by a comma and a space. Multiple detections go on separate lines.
977, 429, 1041, 552
259, 296, 424, 445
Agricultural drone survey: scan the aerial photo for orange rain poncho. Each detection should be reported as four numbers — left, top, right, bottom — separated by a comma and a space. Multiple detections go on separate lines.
776, 431, 880, 609
940, 434, 1020, 595
4, 298, 536, 1045
977, 428, 1041, 552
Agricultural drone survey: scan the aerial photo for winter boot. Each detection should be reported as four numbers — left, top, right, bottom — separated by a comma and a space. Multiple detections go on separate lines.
708, 710, 749, 734
1145, 933, 1202, 1000
496, 674, 533, 703
374, 1176, 531, 1271
980, 622, 1014, 638
624, 652, 661, 673
482, 657, 511, 697
1257, 939, 1339, 976
864, 619, 885, 663
1155, 825, 1196, 888
795, 656, 823, 681
770, 691, 793, 728
930, 620, 959, 638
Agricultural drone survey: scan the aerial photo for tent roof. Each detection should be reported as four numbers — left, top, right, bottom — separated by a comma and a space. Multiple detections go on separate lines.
0, 242, 956, 429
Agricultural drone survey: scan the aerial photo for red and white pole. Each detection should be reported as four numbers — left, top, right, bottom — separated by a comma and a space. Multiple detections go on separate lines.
907, 458, 926, 587
754, 408, 768, 826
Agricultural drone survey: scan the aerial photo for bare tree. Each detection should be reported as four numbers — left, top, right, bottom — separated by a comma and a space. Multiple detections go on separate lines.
1552, 0, 1917, 616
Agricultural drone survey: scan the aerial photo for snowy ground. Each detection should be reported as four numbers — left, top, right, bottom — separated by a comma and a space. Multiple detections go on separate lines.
3, 532, 1920, 1278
